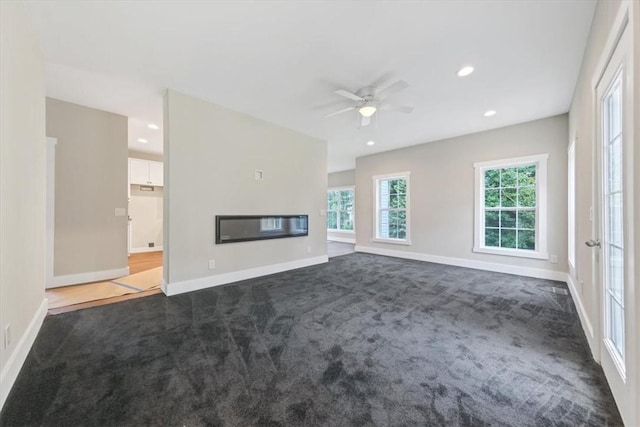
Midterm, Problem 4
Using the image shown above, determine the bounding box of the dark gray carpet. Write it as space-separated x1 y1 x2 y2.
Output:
0 253 623 426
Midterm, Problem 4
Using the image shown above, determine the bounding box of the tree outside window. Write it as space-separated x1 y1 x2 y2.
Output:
483 165 536 250
474 154 548 260
327 188 354 231
374 172 410 243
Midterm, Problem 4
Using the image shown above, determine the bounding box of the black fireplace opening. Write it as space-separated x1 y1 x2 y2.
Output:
215 215 308 244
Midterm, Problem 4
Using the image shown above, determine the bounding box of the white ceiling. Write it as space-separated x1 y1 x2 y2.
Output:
27 1 596 172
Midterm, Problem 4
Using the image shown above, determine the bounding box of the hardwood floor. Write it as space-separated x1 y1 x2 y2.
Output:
128 251 163 274
48 289 163 315
47 251 163 314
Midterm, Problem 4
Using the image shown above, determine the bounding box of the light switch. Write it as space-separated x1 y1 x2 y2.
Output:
115 208 126 216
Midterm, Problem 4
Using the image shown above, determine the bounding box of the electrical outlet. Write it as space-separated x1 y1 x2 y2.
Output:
208 259 216 269
3 324 10 349
549 255 558 264
114 208 126 216
307 246 311 253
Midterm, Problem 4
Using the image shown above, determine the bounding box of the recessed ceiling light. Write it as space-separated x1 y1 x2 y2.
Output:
457 66 474 77
484 110 497 117
148 124 159 130
138 138 148 143
366 140 375 146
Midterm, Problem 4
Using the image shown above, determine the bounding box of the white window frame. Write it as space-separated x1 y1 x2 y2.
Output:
373 171 411 245
473 154 548 259
326 186 355 234
568 140 576 270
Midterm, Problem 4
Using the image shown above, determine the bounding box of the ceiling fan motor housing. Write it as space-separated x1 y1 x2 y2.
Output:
356 86 378 106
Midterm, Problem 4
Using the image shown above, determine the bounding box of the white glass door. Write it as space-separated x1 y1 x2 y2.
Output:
601 67 625 368
593 18 635 425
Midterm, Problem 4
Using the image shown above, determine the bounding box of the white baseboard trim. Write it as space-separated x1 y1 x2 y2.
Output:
328 237 356 244
164 255 329 296
48 267 130 288
129 246 163 254
354 245 567 282
566 273 596 358
0 298 48 411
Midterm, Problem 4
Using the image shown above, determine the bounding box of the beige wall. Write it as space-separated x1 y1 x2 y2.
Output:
568 0 639 422
46 98 128 277
356 115 568 274
164 90 327 288
328 169 355 188
327 169 356 243
635 2 640 419
0 1 46 405
568 0 622 337
129 185 163 250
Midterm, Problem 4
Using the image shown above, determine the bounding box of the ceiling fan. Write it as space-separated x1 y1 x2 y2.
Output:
325 80 414 126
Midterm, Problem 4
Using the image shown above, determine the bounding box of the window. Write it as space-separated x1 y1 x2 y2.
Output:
473 155 548 259
327 187 355 232
374 172 410 244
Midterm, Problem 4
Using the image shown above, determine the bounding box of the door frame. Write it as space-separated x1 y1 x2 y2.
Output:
45 137 57 289
590 1 636 424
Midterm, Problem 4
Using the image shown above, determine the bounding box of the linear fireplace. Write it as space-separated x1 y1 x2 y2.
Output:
215 215 308 244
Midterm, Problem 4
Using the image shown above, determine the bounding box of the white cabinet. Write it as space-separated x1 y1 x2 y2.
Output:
129 158 163 186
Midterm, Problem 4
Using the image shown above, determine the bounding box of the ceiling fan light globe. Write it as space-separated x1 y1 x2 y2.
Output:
358 106 377 117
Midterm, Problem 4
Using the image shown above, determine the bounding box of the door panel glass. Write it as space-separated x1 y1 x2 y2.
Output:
608 137 622 192
608 81 621 139
608 193 623 247
602 69 625 363
609 299 624 357
608 245 624 302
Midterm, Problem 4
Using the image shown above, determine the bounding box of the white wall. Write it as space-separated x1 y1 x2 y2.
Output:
0 1 47 409
129 185 163 251
327 169 356 243
355 115 568 279
163 90 327 294
46 98 129 284
634 2 640 419
568 0 640 422
129 152 164 253
328 169 355 188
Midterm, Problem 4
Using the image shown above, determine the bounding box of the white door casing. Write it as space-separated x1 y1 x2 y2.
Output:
45 137 57 288
591 3 636 425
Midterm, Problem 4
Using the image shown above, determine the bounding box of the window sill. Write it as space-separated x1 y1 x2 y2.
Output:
473 246 548 260
327 229 355 234
372 238 411 246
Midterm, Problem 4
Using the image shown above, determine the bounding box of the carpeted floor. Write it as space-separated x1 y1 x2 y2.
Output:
0 253 623 426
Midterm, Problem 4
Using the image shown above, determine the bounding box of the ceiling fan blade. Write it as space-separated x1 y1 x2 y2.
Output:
360 115 371 127
377 80 409 99
379 104 414 114
324 106 355 118
334 89 364 102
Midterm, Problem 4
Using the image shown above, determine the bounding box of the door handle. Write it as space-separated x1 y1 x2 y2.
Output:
585 239 601 248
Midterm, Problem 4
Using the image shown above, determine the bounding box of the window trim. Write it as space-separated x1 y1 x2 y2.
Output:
326 186 355 234
473 154 548 260
372 171 411 245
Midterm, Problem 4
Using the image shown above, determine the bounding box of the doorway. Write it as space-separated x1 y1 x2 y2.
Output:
591 9 636 425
